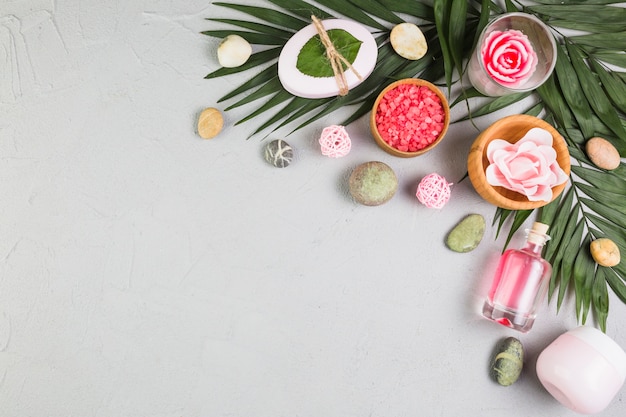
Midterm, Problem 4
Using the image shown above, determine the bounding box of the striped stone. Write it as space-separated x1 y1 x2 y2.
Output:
264 139 293 168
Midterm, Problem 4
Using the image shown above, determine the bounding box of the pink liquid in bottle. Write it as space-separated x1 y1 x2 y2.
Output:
483 222 552 333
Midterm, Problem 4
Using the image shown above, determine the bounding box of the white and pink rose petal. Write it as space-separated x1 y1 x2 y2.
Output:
485 127 568 202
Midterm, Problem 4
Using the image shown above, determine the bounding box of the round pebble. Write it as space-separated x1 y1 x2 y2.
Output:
217 34 252 68
349 161 398 206
264 139 293 168
197 107 224 139
491 337 524 386
590 238 621 267
446 214 485 253
390 23 428 60
585 137 621 170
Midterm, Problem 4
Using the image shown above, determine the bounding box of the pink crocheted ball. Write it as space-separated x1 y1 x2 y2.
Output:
416 173 452 208
319 125 351 158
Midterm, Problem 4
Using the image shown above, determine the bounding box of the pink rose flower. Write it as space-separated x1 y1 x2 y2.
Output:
481 29 537 89
485 127 568 202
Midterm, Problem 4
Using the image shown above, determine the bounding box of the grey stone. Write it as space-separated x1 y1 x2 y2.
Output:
264 139 293 168
490 337 524 386
446 214 485 253
349 161 398 206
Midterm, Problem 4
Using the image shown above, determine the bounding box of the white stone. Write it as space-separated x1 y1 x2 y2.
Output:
390 23 428 60
217 34 252 68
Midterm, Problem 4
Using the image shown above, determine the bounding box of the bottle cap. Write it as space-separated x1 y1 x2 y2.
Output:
532 222 550 235
527 222 550 245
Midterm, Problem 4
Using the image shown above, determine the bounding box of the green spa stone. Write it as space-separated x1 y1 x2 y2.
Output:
446 214 485 253
349 161 398 206
490 337 524 386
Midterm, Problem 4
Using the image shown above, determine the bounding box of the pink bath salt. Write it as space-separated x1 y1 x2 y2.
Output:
375 84 445 152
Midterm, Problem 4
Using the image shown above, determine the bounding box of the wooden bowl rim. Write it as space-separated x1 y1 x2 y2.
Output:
370 78 450 158
467 114 571 210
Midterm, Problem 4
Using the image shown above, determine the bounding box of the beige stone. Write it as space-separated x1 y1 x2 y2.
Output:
197 107 224 139
390 23 427 60
585 137 621 170
590 238 621 267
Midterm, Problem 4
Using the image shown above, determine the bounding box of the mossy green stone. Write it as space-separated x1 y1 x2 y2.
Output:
490 337 524 386
349 161 398 206
446 214 485 252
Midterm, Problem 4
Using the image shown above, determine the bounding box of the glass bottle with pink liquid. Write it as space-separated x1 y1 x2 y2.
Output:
483 222 552 333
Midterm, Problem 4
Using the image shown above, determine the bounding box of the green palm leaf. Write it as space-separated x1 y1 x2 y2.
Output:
528 4 626 23
433 0 455 90
309 0 389 30
205 48 281 79
588 58 626 116
532 0 626 4
553 44 595 138
224 77 284 111
558 216 585 310
266 0 332 20
378 0 434 20
567 43 626 142
569 32 626 50
218 64 278 102
593 267 610 332
573 234 595 322
605 268 626 303
547 20 626 34
345 0 404 26
457 92 534 121
589 51 626 68
212 2 308 31
207 18 296 38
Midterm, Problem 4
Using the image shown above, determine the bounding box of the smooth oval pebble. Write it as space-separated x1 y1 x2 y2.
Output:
446 214 485 253
349 161 398 206
585 137 621 170
264 139 293 168
217 34 252 68
390 22 428 60
491 337 524 386
197 107 224 139
590 238 621 267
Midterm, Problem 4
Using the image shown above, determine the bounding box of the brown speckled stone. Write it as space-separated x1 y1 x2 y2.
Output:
586 137 620 170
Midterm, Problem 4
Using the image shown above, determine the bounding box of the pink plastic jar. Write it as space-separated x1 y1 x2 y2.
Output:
536 326 626 414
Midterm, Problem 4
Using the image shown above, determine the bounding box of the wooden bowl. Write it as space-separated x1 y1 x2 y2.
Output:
370 78 450 157
467 114 571 210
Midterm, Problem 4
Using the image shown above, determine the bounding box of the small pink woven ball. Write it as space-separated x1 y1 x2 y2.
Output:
319 125 351 158
416 173 452 209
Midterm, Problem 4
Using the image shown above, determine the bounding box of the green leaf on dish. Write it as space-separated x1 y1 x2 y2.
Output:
296 29 362 78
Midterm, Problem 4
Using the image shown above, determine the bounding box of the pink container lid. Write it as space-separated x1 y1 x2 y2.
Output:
536 326 626 414
568 326 626 379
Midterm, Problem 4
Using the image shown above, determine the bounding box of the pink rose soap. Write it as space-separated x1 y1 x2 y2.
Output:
481 29 537 89
485 127 568 202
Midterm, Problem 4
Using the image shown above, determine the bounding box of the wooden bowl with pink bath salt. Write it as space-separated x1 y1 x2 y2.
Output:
370 78 450 157
467 114 571 210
